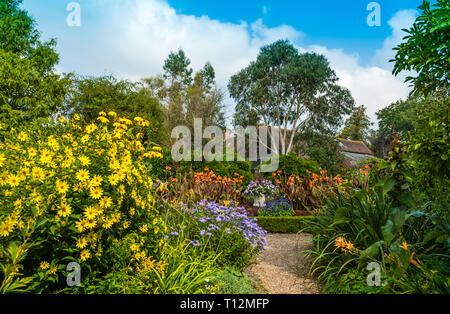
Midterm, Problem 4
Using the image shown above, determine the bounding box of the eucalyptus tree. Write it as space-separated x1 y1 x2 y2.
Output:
229 40 354 155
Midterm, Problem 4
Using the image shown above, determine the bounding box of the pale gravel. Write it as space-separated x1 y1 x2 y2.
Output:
245 233 319 294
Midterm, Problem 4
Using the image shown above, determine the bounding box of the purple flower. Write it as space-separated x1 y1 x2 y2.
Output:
189 240 201 247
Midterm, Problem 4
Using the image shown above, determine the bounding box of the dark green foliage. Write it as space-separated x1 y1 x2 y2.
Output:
255 216 314 233
391 0 450 96
321 268 385 294
261 152 320 178
294 131 341 175
211 268 257 294
376 98 418 139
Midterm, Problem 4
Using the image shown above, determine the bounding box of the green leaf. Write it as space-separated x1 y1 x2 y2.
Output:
360 241 384 259
381 220 395 245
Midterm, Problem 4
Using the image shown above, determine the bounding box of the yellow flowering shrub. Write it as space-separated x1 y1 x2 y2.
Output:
0 112 167 293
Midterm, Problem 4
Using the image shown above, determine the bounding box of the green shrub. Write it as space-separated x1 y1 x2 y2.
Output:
260 152 320 179
210 268 257 294
255 216 314 233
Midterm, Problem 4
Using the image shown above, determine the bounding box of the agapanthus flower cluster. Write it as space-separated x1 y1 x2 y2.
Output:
259 197 294 217
174 200 267 249
244 179 276 198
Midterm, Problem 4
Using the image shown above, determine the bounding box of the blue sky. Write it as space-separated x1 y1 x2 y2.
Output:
21 0 428 122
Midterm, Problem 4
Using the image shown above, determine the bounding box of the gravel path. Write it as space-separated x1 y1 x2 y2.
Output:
245 233 319 294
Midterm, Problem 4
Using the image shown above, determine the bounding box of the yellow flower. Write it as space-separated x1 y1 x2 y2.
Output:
130 243 140 252
90 187 103 200
55 180 70 194
85 123 98 134
108 111 117 117
99 196 112 209
400 242 409 251
139 224 148 233
7 173 21 188
97 116 109 123
84 206 98 220
99 111 107 116
78 155 91 167
18 132 28 142
76 238 88 249
81 134 90 144
154 227 160 234
108 173 119 186
57 202 72 218
103 219 113 229
13 199 22 209
0 153 6 167
58 116 65 123
49 266 57 275
76 220 86 233
123 221 130 229
40 261 50 270
76 169 90 182
0 222 13 237
73 114 80 121
80 249 91 261
85 218 97 229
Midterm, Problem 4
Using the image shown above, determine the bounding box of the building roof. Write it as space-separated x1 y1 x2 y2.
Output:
337 138 374 156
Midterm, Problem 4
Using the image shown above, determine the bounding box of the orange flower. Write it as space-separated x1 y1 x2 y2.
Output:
165 166 171 171
410 252 421 269
364 164 370 170
361 170 367 176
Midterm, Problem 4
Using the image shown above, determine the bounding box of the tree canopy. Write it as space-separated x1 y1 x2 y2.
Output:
0 0 70 127
66 75 168 145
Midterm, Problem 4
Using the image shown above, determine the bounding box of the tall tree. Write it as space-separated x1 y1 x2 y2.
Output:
340 105 373 144
0 0 70 127
391 0 449 96
376 98 418 139
143 50 225 139
229 40 354 155
185 63 226 131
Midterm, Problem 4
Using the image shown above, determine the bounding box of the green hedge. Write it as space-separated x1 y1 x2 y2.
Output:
254 216 314 233
260 152 320 179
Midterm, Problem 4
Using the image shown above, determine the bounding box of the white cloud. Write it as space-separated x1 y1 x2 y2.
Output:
54 0 415 125
372 9 418 71
306 45 410 122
